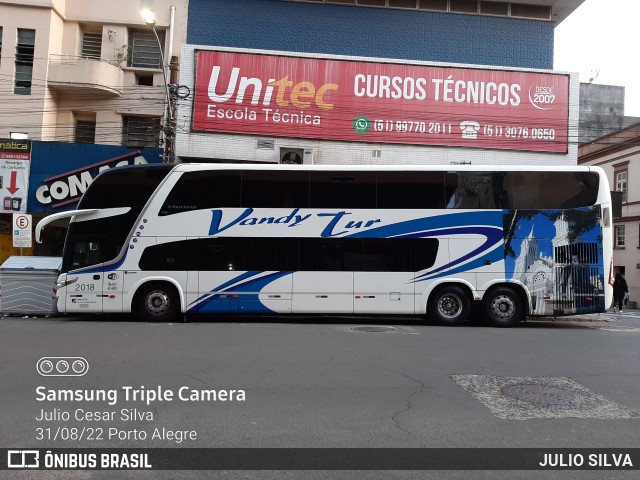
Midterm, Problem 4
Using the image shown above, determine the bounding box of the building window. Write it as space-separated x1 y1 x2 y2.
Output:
388 0 418 8
450 0 478 13
287 1 551 19
510 2 550 20
615 170 628 203
128 29 164 69
75 120 96 144
480 1 508 16
81 32 102 60
15 28 35 95
615 225 625 248
0 27 3 67
419 0 448 10
135 73 154 86
122 116 160 147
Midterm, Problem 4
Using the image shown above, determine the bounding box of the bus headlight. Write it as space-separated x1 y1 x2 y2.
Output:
57 277 78 289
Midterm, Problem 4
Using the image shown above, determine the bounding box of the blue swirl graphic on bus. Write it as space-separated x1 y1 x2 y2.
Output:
189 271 291 314
407 226 503 282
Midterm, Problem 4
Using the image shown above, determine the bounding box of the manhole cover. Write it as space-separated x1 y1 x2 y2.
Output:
350 326 397 333
500 384 584 405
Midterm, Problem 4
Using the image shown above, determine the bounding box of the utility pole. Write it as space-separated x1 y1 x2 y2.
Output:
163 55 179 164
141 7 176 163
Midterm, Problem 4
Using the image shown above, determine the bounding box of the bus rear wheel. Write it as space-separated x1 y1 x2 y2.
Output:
135 282 179 323
483 287 524 327
428 285 471 326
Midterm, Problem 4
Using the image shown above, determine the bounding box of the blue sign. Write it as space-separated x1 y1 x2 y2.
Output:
28 142 163 212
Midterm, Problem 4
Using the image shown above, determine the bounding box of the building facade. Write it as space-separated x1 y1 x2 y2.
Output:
0 0 187 261
579 122 640 304
0 0 188 144
578 83 640 144
176 0 583 166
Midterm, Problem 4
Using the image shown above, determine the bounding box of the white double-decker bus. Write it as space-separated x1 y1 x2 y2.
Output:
37 164 613 327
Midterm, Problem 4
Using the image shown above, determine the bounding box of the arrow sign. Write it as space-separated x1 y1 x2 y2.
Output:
7 171 19 194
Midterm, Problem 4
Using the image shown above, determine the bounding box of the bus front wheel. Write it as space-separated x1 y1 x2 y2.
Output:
428 285 471 326
134 282 179 323
483 287 524 327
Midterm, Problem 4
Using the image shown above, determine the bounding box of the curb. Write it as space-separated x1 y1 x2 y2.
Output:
526 314 616 323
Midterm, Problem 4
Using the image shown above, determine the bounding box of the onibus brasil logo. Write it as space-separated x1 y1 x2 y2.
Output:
352 116 371 134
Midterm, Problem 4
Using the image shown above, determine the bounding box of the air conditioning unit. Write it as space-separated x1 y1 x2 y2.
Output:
279 147 314 164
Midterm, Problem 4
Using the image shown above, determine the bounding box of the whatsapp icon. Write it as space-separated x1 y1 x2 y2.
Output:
352 116 371 134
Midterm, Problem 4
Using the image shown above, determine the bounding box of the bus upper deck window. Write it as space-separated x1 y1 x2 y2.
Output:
446 173 498 209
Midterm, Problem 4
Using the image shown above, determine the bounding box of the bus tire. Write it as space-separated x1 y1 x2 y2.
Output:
483 287 524 327
134 282 179 323
428 285 471 326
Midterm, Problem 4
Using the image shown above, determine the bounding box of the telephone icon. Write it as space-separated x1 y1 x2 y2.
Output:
459 121 480 140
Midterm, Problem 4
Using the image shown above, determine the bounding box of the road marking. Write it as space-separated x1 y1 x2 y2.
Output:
451 374 640 420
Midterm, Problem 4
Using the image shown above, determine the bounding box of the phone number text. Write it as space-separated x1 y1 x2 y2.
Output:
372 119 556 141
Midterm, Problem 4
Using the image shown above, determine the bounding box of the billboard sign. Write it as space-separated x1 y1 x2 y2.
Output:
0 139 32 160
193 51 570 153
0 139 31 213
28 142 164 212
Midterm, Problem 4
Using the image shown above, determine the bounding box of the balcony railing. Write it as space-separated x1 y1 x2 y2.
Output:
47 54 125 97
49 54 126 68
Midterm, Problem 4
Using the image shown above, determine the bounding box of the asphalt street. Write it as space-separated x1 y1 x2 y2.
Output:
1 310 638 480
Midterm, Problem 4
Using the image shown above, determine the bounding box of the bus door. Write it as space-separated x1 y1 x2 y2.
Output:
62 235 105 313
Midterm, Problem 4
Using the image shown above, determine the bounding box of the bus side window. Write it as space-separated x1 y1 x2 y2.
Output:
446 173 497 209
160 171 241 215
377 171 446 209
319 240 344 271
68 237 103 268
241 171 309 208
198 239 234 271
139 240 186 271
503 172 532 209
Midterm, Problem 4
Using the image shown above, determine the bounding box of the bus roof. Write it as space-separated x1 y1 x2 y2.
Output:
168 163 597 174
91 163 174 180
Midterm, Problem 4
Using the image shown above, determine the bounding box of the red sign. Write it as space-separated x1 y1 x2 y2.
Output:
193 51 570 153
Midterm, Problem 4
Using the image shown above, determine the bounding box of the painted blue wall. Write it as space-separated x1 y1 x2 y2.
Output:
187 0 554 69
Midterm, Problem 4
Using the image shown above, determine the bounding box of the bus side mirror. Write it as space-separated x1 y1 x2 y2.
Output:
610 191 623 218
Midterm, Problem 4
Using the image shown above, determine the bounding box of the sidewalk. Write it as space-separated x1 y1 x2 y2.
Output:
527 306 639 325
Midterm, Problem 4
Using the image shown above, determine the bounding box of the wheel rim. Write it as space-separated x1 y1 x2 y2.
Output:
145 290 170 316
438 293 463 319
490 294 516 320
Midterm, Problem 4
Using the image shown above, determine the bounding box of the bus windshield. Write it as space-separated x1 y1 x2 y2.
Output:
62 165 172 272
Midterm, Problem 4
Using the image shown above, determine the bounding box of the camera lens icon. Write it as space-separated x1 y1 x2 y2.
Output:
39 360 54 374
72 360 87 374
37 357 89 376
